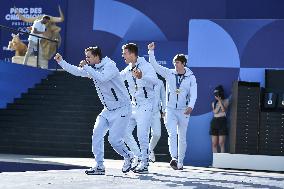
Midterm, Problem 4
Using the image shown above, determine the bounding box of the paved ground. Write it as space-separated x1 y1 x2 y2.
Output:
0 154 283 189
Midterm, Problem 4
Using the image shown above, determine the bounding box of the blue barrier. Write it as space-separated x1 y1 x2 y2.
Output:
0 61 51 108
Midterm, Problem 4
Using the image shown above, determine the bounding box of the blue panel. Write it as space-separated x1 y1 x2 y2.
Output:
64 0 107 66
93 0 136 38
226 0 284 19
212 20 274 57
185 112 213 166
123 13 167 41
190 67 239 116
0 61 50 108
239 68 266 87
241 20 284 68
93 0 166 41
183 67 238 166
189 20 240 68
118 0 227 41
187 19 284 166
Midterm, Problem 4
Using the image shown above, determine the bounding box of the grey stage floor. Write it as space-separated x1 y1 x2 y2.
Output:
0 154 283 189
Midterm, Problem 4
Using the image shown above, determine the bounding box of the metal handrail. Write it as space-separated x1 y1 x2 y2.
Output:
0 24 58 43
0 24 59 70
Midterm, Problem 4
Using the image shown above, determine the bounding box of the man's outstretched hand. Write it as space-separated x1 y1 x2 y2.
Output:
79 60 88 67
148 42 155 51
132 67 142 79
54 53 62 63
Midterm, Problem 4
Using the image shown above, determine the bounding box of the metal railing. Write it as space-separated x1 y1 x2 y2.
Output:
0 24 59 70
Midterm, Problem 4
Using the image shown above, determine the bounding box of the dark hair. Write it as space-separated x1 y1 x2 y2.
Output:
173 54 187 66
85 46 102 60
213 85 225 109
214 85 225 99
122 43 138 56
42 15 51 20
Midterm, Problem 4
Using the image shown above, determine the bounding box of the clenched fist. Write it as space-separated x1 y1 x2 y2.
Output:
79 60 88 67
54 53 62 63
132 67 142 79
148 42 155 51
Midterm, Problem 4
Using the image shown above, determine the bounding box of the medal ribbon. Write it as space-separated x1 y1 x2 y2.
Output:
131 63 140 90
175 74 185 91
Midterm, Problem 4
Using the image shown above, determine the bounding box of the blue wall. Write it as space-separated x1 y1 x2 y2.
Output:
226 0 284 19
2 0 284 65
64 0 226 65
0 61 51 108
63 0 284 66
188 19 284 166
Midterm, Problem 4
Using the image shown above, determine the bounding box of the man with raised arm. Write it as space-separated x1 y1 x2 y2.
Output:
148 42 197 170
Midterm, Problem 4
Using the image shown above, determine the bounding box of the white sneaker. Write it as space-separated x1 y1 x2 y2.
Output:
177 163 183 170
133 162 148 174
122 156 133 173
131 156 140 170
85 165 105 175
149 151 155 163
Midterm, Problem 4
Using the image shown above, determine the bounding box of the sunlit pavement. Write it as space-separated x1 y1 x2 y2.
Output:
0 154 283 189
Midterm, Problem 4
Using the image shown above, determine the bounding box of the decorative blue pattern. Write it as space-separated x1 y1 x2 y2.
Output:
189 20 240 68
187 19 284 167
93 0 167 41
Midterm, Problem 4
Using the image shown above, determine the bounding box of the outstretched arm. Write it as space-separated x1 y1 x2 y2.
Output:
148 42 171 79
54 53 89 77
83 62 117 82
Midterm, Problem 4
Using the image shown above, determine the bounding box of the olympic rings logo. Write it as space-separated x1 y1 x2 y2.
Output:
17 26 30 33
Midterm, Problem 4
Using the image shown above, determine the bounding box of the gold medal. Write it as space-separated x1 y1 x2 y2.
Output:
176 89 180 94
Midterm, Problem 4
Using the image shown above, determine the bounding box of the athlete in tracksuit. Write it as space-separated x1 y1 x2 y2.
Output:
149 78 166 163
54 47 133 175
148 42 197 170
120 43 158 173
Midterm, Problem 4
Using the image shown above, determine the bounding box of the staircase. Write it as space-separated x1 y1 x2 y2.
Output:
0 71 170 162
0 71 101 157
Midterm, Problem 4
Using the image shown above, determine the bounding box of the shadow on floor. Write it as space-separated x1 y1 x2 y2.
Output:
0 161 88 173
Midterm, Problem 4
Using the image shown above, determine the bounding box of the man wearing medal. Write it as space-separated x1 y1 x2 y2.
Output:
148 42 197 170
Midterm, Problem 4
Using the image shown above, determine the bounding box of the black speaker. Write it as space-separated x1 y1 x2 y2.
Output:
277 93 284 109
263 92 277 109
265 69 284 90
230 81 260 154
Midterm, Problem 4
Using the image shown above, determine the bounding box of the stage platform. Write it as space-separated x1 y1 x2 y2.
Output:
213 153 284 172
0 154 284 189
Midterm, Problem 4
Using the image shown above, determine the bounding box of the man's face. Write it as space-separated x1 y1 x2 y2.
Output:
174 60 185 71
85 51 100 65
42 18 49 24
122 48 134 64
